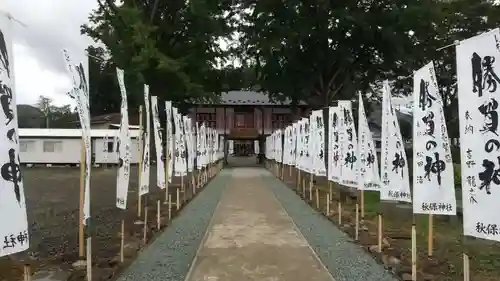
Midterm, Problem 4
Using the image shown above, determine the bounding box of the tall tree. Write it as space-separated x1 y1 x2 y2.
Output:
82 0 238 111
237 0 500 111
36 95 53 128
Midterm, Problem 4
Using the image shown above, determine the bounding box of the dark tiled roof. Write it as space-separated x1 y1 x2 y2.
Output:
198 91 307 106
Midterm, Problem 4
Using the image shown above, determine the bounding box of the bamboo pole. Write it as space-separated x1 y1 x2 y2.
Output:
86 236 92 281
120 220 125 262
377 213 383 253
157 200 161 230
412 222 417 281
137 106 143 218
168 194 172 220
338 202 342 225
142 206 148 245
355 203 359 241
326 193 330 215
361 191 365 218
428 214 434 256
78 138 85 258
176 188 180 211
463 253 470 281
23 264 31 281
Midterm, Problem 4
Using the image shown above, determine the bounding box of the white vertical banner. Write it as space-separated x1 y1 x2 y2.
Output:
297 119 305 170
278 130 283 163
229 140 234 155
115 68 132 209
380 81 412 202
338 101 358 188
328 106 342 182
165 101 173 183
413 62 456 215
457 28 500 241
196 122 201 169
173 109 187 176
358 93 381 191
62 49 91 224
254 140 259 154
303 118 312 173
184 116 194 172
291 123 298 166
151 96 166 189
311 110 326 176
202 125 208 167
287 125 294 165
139 85 151 195
0 18 29 257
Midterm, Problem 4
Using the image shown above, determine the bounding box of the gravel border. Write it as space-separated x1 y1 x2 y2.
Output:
263 172 399 281
116 170 230 281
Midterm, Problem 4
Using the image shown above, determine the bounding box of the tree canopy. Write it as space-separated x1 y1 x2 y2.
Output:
82 0 240 114
82 0 500 126
236 0 500 110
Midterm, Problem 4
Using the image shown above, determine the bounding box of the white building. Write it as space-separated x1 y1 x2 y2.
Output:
19 129 141 165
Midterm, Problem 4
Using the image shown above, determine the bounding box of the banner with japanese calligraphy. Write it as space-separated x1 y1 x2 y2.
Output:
0 18 29 257
288 125 296 166
184 116 194 172
380 81 412 202
311 110 326 177
303 118 312 173
115 68 132 209
151 96 166 189
338 101 358 188
358 93 381 191
165 101 173 183
62 49 91 224
457 28 500 241
254 140 259 154
413 62 456 215
139 85 151 196
173 108 187 175
206 127 212 164
200 124 207 168
296 120 303 169
328 106 341 182
291 122 299 166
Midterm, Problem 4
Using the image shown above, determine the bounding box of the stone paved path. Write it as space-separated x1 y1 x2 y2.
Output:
116 168 397 281
185 167 334 281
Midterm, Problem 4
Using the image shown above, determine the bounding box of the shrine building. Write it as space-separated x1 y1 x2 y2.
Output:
187 91 309 156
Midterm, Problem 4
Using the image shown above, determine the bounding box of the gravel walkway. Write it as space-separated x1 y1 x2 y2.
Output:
115 170 230 281
262 171 400 281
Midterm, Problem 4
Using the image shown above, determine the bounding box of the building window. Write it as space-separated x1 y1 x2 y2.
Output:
196 113 216 128
272 113 289 130
43 140 62 153
20 140 32 152
106 141 114 152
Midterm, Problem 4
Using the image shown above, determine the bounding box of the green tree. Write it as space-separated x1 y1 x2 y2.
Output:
35 95 78 128
237 0 500 112
82 0 238 111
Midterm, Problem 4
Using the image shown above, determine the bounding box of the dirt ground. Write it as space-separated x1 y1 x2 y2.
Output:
0 165 209 281
276 165 500 281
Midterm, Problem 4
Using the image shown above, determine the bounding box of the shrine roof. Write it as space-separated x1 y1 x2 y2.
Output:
194 91 308 106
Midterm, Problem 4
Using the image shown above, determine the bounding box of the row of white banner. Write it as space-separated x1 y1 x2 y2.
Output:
0 17 223 257
266 28 500 243
115 70 224 210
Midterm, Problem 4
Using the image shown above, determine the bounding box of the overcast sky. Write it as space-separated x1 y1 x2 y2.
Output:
6 0 97 107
